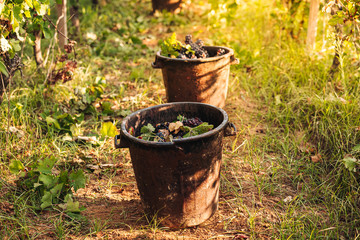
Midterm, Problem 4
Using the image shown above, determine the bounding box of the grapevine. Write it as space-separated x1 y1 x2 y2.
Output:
0 0 51 100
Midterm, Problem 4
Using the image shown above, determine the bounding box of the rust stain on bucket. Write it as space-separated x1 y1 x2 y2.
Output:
152 46 239 108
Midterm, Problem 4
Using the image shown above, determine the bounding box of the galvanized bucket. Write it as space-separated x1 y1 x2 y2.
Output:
152 46 239 108
115 102 236 228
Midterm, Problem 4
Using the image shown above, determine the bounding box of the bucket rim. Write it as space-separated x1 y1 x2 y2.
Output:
156 46 234 63
120 102 229 146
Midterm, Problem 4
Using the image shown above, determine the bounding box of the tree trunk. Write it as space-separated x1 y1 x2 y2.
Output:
56 0 68 49
69 1 80 35
306 0 320 50
329 1 343 79
33 29 43 67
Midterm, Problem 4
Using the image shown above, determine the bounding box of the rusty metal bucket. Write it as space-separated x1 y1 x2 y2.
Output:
151 0 182 13
114 102 236 228
152 46 239 108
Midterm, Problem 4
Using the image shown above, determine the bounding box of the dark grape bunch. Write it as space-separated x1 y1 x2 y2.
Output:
183 117 203 127
176 35 226 60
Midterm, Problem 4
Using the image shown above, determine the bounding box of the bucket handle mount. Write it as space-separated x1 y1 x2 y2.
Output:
230 55 239 65
225 122 237 137
114 133 130 149
152 55 164 69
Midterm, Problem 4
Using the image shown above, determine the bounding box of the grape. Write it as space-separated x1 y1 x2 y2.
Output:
183 117 203 127
183 35 209 59
155 122 169 131
216 49 226 56
156 132 165 142
195 39 204 48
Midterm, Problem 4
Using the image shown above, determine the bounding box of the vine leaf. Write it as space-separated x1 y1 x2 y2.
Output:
69 170 86 192
60 194 81 213
343 156 358 172
25 0 33 8
9 160 24 173
0 61 9 77
36 157 57 174
100 121 117 137
40 191 52 209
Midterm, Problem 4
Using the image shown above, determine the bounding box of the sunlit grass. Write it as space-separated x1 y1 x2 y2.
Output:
1 0 360 239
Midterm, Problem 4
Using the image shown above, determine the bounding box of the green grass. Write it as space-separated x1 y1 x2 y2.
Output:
1 0 360 239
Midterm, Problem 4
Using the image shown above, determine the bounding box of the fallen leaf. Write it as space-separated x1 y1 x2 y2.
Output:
9 126 25 138
311 154 322 163
169 121 183 134
283 196 293 203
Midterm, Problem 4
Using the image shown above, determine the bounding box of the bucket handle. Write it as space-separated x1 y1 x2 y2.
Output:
224 122 237 137
230 55 239 65
114 133 130 149
152 55 164 69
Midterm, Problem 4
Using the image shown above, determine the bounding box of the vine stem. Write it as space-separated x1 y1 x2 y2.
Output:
44 15 71 43
44 13 78 58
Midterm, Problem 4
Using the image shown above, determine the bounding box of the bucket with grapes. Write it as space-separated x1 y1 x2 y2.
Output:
115 102 237 228
152 33 239 108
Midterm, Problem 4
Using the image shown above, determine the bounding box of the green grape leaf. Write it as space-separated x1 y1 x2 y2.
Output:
61 194 81 213
0 61 8 77
39 173 57 188
45 116 61 129
343 156 358 172
9 160 25 174
9 39 21 52
0 2 4 15
10 11 19 32
140 123 155 134
41 22 52 39
66 199 80 213
183 123 214 138
352 144 360 153
101 101 114 114
36 157 57 174
328 15 343 26
160 33 183 57
139 123 156 141
25 0 33 8
177 114 187 122
34 182 42 188
100 121 117 137
50 183 64 199
12 5 22 23
69 169 86 192
348 2 355 15
40 191 52 209
33 1 48 16
24 10 31 18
